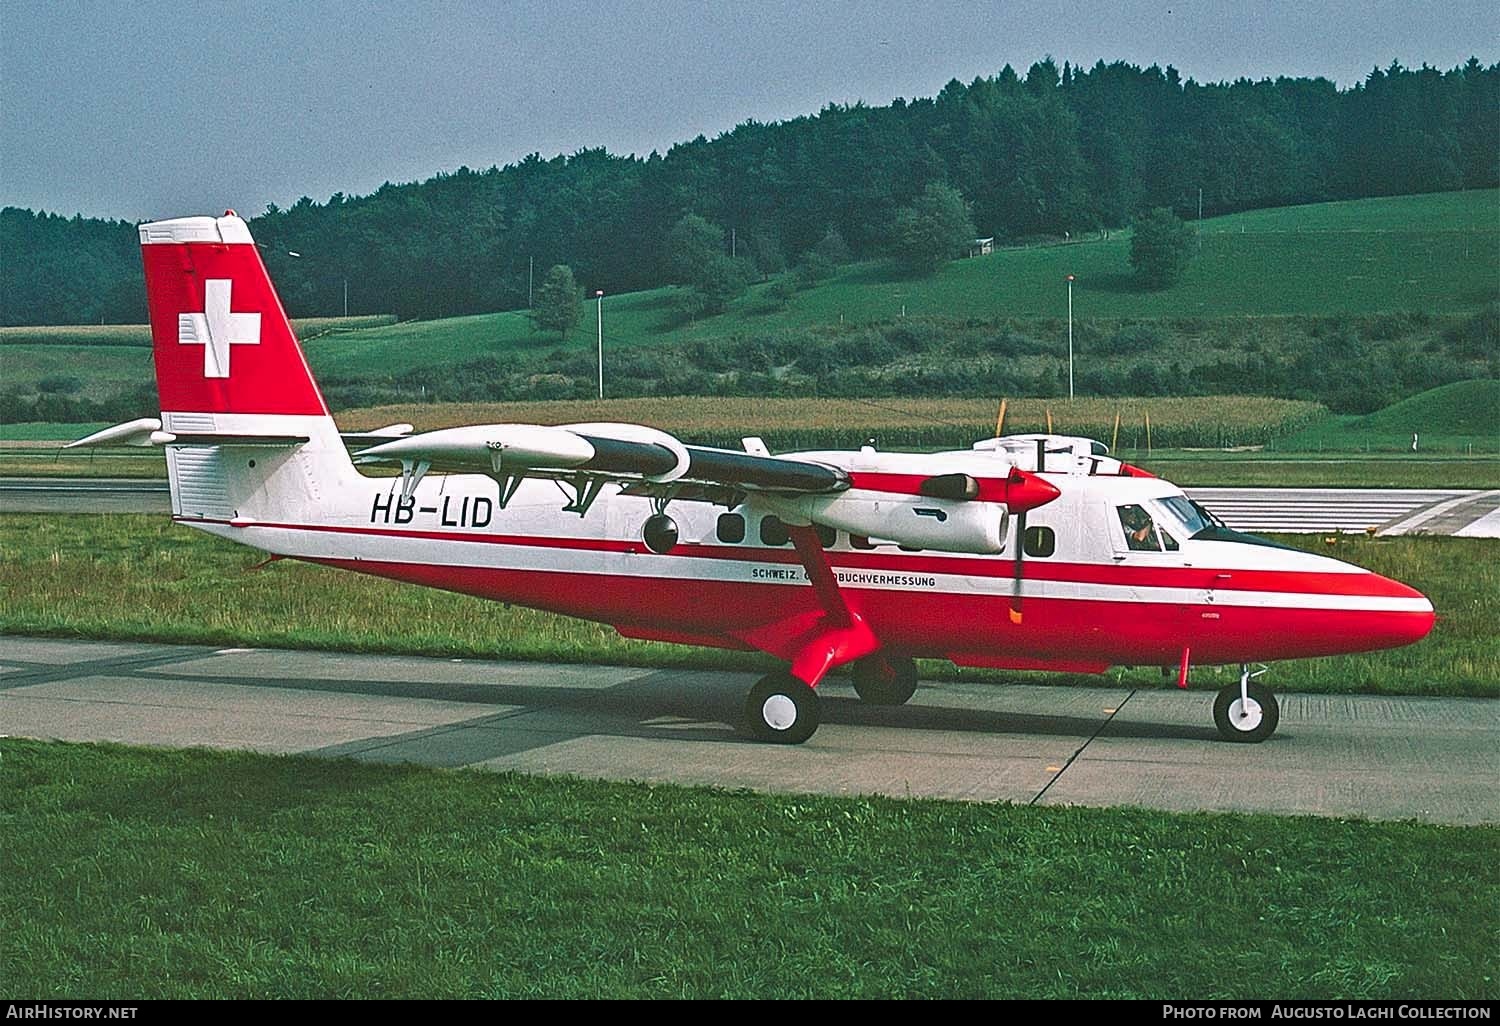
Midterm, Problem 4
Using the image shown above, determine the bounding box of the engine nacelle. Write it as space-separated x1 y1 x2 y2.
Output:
761 493 1009 554
560 422 690 482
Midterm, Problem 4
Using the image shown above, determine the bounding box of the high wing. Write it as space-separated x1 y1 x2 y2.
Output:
351 420 849 515
349 420 1061 555
71 414 1061 554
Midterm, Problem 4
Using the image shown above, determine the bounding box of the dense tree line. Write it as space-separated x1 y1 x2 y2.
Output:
3 306 1493 425
307 307 1499 416
0 208 146 325
3 57 1496 325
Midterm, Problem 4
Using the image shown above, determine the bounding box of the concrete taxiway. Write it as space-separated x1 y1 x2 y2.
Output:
3 636 1494 825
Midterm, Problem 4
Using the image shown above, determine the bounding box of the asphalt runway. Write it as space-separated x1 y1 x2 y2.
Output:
3 636 1494 825
0 477 171 514
5 477 1498 536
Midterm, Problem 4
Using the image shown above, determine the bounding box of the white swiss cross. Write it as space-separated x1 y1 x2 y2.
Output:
178 279 261 378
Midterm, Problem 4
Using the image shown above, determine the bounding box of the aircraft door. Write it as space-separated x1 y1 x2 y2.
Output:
1105 501 1194 655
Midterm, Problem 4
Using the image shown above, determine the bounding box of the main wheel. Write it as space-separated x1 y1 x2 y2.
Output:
745 671 820 744
1213 680 1279 743
851 653 919 706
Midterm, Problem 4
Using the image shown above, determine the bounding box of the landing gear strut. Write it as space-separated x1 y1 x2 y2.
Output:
1213 663 1279 743
851 653 919 706
745 671 820 744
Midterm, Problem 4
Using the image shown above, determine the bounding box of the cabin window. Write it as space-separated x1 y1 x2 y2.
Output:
1117 503 1165 552
716 512 746 544
759 515 791 546
815 524 837 548
850 534 877 550
1023 525 1056 558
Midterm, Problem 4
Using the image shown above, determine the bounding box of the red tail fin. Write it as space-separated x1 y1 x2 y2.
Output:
141 212 327 416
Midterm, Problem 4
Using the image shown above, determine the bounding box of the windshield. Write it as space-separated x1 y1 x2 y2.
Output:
1158 495 1214 537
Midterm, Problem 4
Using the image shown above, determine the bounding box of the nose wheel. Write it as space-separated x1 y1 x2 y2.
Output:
745 671 820 744
1213 664 1279 743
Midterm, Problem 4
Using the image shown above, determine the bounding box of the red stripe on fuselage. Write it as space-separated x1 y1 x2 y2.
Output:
304 556 1435 666
192 517 1423 600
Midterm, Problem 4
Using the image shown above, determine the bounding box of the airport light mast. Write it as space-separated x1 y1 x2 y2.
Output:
595 290 605 399
1066 274 1075 401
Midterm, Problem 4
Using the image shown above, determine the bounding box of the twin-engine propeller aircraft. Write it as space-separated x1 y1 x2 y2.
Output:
72 212 1436 744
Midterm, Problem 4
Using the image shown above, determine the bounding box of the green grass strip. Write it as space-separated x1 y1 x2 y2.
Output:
1 740 1495 999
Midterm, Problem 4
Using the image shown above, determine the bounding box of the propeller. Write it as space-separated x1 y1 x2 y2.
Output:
1009 510 1026 625
1010 436 1051 625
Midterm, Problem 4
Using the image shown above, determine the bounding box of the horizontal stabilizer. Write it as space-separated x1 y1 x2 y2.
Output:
66 418 163 448
66 418 307 449
159 433 309 447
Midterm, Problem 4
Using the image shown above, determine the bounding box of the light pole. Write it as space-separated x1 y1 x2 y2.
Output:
1065 274 1075 401
595 290 605 400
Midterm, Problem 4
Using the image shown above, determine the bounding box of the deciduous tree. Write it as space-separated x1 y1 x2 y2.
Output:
891 183 975 276
1129 207 1194 289
529 264 582 338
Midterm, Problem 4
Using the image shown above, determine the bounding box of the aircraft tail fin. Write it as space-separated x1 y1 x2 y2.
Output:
136 212 359 521
140 212 328 418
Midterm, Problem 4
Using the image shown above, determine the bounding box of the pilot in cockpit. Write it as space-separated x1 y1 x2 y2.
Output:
1118 503 1161 551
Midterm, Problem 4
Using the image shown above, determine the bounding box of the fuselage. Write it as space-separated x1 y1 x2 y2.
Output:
178 428 1436 674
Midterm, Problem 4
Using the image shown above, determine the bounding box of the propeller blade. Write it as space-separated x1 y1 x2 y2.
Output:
1009 511 1026 625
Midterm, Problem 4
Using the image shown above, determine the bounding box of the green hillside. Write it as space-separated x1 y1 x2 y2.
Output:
302 190 1498 379
1359 379 1500 434
1282 380 1500 452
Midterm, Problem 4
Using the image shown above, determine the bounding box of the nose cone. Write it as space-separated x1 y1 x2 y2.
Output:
1004 469 1062 514
1371 572 1436 649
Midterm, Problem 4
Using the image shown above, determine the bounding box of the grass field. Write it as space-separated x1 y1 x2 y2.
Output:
0 314 397 348
2 514 1494 697
6 382 1497 485
336 394 1327 450
2 739 1493 999
0 316 396 404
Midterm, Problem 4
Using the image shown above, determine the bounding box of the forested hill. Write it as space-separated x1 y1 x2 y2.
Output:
4 57 1497 325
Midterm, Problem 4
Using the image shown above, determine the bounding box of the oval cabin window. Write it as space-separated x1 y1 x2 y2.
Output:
1023 525 1056 558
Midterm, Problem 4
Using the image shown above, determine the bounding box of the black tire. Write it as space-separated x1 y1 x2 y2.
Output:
851 653 919 706
1213 680 1279 743
745 671 820 744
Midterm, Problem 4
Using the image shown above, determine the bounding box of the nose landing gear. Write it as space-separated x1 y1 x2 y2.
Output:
1214 663 1279 743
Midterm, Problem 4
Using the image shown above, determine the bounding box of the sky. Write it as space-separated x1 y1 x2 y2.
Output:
2 0 1495 222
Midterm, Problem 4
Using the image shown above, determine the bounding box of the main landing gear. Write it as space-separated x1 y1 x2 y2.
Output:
744 653 920 744
851 653 919 706
1213 663 1279 743
745 671 821 745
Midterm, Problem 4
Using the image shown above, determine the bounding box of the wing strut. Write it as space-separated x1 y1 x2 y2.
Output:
782 526 879 688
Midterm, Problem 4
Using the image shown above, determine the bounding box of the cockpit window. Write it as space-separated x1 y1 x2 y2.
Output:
1117 503 1164 551
1158 495 1213 537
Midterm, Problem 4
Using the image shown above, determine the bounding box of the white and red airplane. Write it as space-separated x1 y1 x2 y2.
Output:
73 212 1436 745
